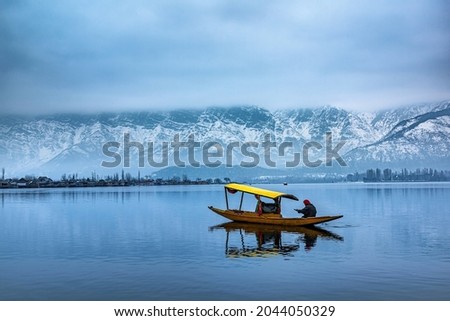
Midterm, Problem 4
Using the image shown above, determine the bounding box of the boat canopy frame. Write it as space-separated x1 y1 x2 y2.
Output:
224 183 299 210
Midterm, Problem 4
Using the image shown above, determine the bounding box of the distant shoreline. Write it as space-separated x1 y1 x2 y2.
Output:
1 166 449 190
0 178 217 190
1 178 450 191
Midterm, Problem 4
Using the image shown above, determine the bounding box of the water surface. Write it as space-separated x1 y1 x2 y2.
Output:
1 183 449 300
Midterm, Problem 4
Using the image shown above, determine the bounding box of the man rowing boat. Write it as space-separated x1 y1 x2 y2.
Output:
295 199 317 218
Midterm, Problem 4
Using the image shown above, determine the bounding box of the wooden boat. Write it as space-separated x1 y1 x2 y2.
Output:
208 183 343 227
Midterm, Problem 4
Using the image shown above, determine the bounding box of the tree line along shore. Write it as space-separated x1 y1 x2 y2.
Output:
1 167 449 189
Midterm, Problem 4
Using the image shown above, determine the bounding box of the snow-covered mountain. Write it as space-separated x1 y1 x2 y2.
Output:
345 102 450 169
0 101 449 179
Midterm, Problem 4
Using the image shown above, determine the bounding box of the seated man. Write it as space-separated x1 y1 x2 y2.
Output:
256 201 279 214
295 199 317 218
261 202 278 213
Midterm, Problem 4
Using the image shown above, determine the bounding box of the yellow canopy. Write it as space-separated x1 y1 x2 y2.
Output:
225 183 299 201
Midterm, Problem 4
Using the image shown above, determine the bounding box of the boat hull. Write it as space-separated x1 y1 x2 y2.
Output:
208 206 343 226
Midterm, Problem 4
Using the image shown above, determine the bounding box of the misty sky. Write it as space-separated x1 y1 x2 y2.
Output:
1 0 449 114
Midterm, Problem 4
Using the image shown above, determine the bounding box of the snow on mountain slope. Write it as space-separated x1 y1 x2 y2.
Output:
0 101 449 178
345 102 450 168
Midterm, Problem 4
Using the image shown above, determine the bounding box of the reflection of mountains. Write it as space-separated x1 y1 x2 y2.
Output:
210 222 343 258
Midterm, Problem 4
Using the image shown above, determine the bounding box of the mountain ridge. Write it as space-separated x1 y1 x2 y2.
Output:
1 100 449 178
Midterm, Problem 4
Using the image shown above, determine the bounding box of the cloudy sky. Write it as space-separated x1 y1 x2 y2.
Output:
1 0 449 114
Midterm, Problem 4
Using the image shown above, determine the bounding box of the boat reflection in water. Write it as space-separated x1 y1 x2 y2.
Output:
209 222 343 258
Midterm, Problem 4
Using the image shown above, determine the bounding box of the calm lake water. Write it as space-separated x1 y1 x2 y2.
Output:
1 183 450 301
